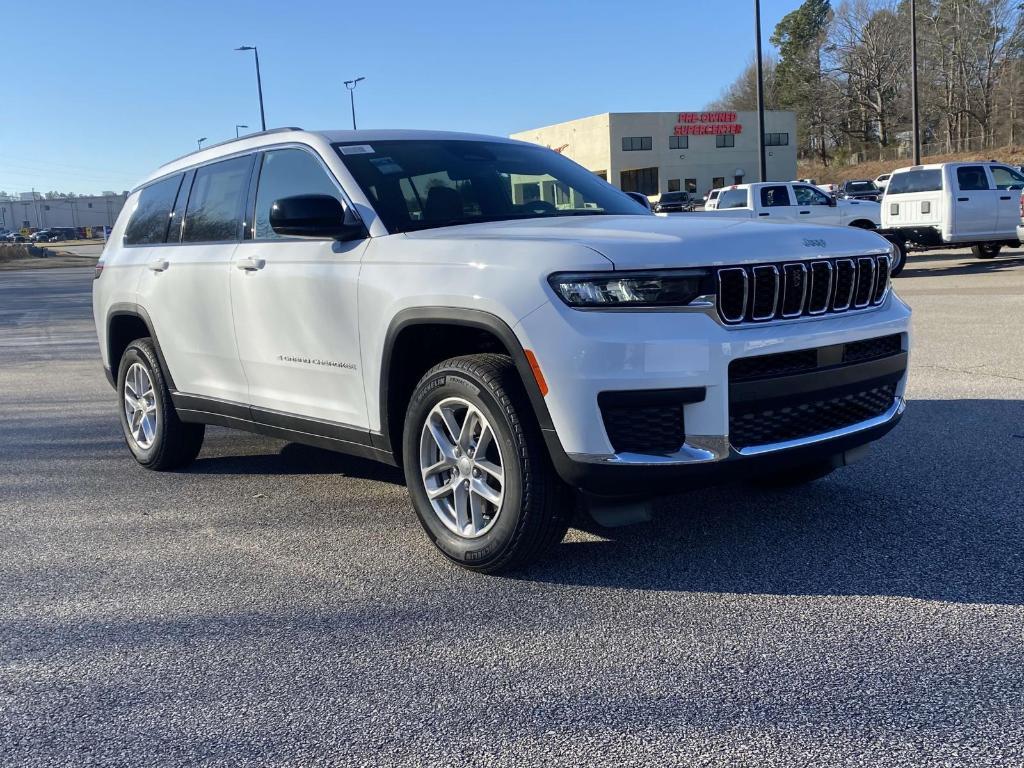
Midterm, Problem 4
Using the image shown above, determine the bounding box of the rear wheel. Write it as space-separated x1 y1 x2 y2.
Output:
972 243 1001 259
402 353 571 573
117 338 205 470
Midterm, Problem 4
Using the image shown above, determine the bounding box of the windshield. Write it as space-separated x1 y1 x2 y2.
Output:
334 140 646 232
660 192 686 202
847 181 876 193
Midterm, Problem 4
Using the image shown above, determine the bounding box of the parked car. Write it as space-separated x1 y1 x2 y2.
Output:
29 230 53 242
839 180 882 202
653 191 699 213
93 128 911 573
5 232 28 243
704 188 722 210
880 162 1024 259
1017 191 1024 248
874 173 892 192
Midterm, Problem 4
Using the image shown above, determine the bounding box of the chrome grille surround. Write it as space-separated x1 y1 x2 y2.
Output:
715 254 891 325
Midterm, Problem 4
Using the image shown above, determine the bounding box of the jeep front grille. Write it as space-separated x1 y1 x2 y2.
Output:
716 254 891 325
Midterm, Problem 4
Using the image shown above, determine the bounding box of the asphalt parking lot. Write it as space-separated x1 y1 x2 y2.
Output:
2 248 1023 767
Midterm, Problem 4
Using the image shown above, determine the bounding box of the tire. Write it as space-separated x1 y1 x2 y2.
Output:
972 243 1001 259
752 460 836 487
402 353 572 573
889 238 908 276
116 338 204 470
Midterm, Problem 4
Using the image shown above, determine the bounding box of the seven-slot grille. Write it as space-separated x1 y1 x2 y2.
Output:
717 254 891 324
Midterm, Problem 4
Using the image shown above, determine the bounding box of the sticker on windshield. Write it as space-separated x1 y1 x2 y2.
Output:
370 156 403 175
339 144 375 155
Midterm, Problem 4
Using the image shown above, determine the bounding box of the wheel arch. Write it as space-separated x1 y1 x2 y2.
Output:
848 219 878 230
378 308 556 464
105 304 176 391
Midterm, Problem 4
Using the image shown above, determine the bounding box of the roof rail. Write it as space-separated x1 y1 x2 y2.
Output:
157 127 305 170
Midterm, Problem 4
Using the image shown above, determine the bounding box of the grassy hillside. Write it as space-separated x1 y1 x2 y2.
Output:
797 147 1024 185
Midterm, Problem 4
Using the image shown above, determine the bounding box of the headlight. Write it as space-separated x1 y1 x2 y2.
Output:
548 269 714 308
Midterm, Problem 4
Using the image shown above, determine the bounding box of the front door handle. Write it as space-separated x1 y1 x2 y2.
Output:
235 256 266 271
1000 195 1012 200
957 197 969 202
758 212 770 217
799 210 811 214
148 258 169 272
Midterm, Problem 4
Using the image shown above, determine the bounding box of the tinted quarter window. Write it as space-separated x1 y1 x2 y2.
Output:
254 149 344 239
760 185 791 207
886 169 942 194
181 155 253 243
956 166 990 191
123 174 183 245
717 188 748 209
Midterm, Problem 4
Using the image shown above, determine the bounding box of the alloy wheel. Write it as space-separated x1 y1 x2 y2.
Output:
123 362 158 449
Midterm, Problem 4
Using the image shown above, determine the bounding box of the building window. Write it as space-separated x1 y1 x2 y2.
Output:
620 167 659 196
669 135 688 150
88 202 93 208
621 136 653 152
716 134 735 148
685 179 698 194
764 132 789 146
667 179 681 192
593 170 607 181
44 205 50 210
712 176 726 189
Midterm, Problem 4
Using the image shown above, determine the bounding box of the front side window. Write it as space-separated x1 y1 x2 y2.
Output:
716 134 735 148
124 174 183 245
717 188 748 209
991 166 1024 191
181 155 253 243
254 148 344 239
335 140 644 233
760 185 791 207
794 185 831 206
956 166 990 192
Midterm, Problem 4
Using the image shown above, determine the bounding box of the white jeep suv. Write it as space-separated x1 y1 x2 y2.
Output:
93 128 911 573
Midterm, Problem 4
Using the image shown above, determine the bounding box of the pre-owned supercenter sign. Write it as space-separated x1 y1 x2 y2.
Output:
673 112 743 136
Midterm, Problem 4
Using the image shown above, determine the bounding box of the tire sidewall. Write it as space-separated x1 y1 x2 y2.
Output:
403 369 525 568
116 343 164 466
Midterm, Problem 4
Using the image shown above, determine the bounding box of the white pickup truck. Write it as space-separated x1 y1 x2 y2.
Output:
708 182 882 229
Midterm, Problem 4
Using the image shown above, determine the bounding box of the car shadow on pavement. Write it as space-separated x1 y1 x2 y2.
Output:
525 398 1024 606
901 254 1024 278
188 442 405 485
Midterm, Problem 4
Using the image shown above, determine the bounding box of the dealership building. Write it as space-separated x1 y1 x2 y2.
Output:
0 191 128 233
510 110 798 198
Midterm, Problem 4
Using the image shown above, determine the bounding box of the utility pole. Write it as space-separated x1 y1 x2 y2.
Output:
910 0 921 164
754 0 768 182
344 77 365 130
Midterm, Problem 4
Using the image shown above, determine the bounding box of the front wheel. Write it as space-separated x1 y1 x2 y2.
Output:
402 354 571 573
972 243 1001 259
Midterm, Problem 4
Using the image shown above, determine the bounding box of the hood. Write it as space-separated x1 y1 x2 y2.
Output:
404 214 892 269
840 197 881 207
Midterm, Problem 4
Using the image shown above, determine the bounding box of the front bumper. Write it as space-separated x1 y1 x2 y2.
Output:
515 294 911 495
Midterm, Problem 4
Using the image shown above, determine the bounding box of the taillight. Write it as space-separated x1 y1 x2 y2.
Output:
93 261 104 280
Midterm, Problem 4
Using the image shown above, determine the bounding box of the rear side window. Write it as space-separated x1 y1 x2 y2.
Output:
886 169 943 195
253 149 344 240
123 174 183 245
181 155 253 243
956 166 990 191
760 185 791 207
717 188 748 209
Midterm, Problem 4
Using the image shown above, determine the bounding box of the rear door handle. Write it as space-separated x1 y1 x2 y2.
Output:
235 256 266 271
799 210 811 214
1000 195 1012 200
148 258 169 272
758 212 770 217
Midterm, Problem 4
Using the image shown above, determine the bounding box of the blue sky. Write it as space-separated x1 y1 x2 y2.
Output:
1 0 794 194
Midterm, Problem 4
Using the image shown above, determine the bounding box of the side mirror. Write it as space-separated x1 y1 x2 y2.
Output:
269 194 365 240
828 195 838 207
624 191 652 211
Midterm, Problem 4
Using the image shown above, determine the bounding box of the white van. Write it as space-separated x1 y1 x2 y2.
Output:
881 162 1024 259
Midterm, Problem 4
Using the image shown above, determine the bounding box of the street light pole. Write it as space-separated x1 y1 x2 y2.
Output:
754 0 767 183
910 0 921 164
344 77 365 130
197 137 207 150
236 46 267 131
235 124 249 138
